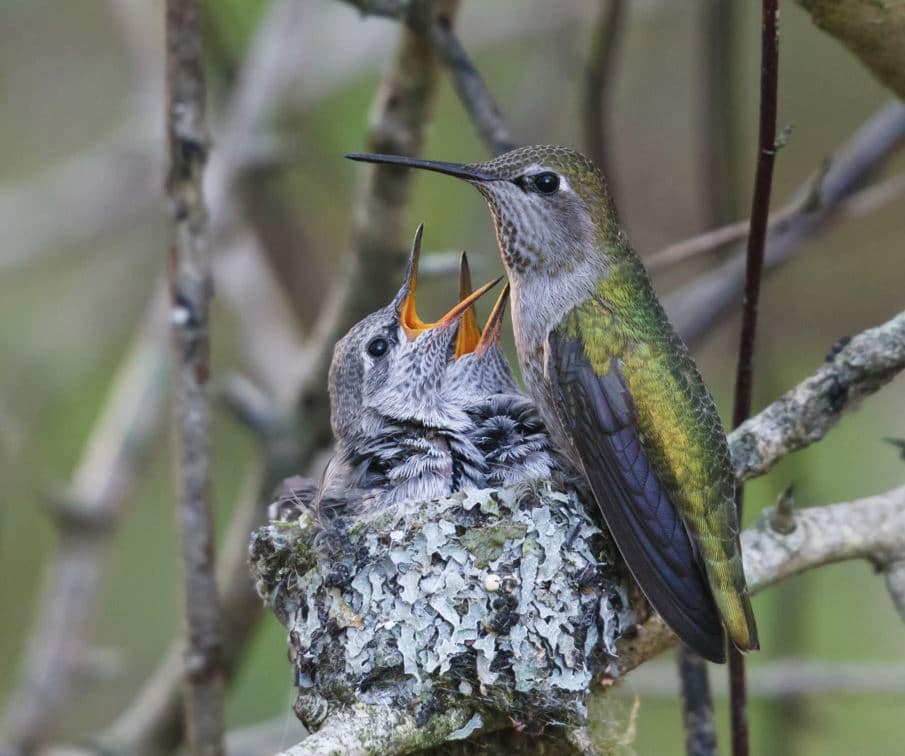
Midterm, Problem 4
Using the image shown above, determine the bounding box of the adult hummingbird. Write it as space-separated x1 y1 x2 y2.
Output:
448 255 559 488
347 147 758 662
323 224 500 519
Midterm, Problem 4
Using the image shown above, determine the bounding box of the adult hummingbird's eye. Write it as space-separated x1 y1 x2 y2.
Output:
533 172 560 194
367 337 388 357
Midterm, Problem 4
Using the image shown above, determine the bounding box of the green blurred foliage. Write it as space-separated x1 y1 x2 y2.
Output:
1 1 903 753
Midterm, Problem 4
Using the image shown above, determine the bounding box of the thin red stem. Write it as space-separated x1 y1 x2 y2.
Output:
729 2 779 756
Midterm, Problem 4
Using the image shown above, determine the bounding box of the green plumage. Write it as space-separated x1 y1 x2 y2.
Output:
560 250 758 652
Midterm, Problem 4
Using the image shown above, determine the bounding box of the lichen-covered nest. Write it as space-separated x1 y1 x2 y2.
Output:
249 480 635 732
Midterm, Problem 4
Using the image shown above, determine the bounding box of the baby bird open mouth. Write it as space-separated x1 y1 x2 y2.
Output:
396 224 501 342
453 250 512 359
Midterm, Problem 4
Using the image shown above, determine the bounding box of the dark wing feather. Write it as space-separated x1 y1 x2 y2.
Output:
547 332 726 662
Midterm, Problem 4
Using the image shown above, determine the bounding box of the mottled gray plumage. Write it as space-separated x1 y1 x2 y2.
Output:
321 226 498 525
446 259 560 488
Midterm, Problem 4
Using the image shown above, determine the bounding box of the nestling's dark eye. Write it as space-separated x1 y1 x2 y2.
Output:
367 337 388 358
533 172 560 194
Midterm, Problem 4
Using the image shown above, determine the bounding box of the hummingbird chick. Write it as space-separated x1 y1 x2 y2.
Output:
348 147 759 663
448 254 559 488
320 225 500 527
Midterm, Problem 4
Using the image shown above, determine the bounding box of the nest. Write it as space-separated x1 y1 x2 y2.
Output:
249 480 636 733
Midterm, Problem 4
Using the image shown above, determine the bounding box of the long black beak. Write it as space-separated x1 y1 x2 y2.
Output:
345 152 496 182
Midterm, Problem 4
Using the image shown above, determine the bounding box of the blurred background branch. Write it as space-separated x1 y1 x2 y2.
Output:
1 1 904 754
795 0 905 101
1 292 169 750
164 0 226 750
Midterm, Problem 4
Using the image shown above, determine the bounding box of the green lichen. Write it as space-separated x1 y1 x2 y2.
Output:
461 523 528 568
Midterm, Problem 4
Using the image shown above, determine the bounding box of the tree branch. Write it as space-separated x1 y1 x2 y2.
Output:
626 659 905 699
615 484 905 677
1 292 169 751
729 310 905 482
646 171 905 273
340 0 514 155
666 101 905 347
100 4 459 752
584 0 626 196
164 1 225 752
699 0 739 226
278 705 504 756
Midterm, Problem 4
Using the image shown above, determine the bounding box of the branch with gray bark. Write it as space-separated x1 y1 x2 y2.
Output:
666 100 905 347
341 0 514 154
164 0 227 751
1 292 169 751
98 4 459 753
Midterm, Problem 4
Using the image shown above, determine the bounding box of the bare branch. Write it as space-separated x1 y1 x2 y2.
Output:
165 1 225 751
626 659 905 699
1 293 168 751
667 101 905 347
101 4 457 752
279 705 504 756
584 0 626 188
677 646 718 756
615 484 905 676
648 170 905 274
340 0 515 155
699 0 739 225
425 9 515 155
886 560 905 625
729 310 905 481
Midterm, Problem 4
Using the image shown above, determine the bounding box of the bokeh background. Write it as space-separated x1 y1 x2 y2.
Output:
2 1 904 753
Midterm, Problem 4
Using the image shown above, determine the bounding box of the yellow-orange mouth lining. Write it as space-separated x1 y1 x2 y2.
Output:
452 252 511 359
398 226 501 342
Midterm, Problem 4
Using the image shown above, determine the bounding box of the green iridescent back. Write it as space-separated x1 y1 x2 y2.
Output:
561 245 757 650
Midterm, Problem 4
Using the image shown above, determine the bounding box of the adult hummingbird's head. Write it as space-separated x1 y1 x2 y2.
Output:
346 146 619 281
328 225 500 442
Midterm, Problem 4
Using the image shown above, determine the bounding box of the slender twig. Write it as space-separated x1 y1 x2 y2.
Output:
339 0 515 155
584 0 626 187
729 5 779 752
665 101 905 348
648 169 905 271
426 9 515 155
278 704 505 756
625 659 905 699
677 646 718 756
0 293 169 751
165 2 225 753
700 0 739 226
